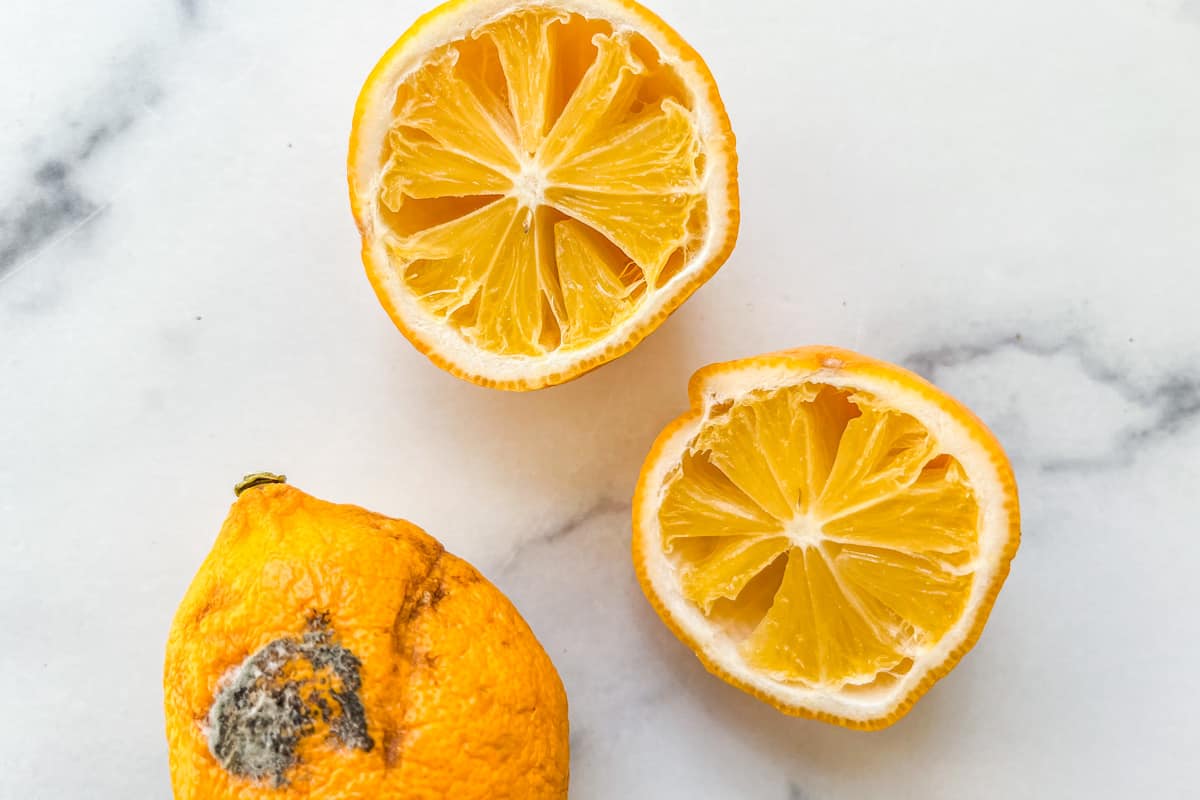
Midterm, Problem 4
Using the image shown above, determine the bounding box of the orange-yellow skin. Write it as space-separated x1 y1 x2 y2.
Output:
347 0 740 391
165 482 569 799
632 346 1021 730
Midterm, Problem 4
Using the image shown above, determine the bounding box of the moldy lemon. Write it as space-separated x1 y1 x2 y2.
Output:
164 474 569 799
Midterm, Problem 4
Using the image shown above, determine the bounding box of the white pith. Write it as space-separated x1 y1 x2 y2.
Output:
783 514 825 550
512 159 548 210
636 362 1016 722
348 0 735 385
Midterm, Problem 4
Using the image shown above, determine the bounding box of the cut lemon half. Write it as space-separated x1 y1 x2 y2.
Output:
633 347 1020 729
348 0 739 390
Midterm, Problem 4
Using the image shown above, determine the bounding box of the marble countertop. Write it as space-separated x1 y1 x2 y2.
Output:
3 1 1199 797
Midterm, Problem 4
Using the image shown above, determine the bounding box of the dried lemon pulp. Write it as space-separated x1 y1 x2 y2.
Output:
659 384 980 690
376 9 709 356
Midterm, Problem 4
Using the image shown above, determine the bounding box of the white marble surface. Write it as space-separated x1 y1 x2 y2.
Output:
2 0 1199 797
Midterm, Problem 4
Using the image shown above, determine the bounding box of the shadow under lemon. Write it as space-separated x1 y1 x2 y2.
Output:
379 306 707 536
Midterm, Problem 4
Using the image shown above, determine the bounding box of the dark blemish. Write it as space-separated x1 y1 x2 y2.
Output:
190 586 227 626
378 551 449 770
389 611 406 656
192 601 216 625
194 315 203 321
413 536 444 566
787 783 809 800
207 615 374 787
179 0 199 20
389 547 445 654
382 728 404 768
306 609 332 630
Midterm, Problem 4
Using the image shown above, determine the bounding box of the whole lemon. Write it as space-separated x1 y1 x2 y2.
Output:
164 475 569 799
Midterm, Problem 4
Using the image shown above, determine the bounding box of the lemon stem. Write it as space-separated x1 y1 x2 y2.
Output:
234 472 288 496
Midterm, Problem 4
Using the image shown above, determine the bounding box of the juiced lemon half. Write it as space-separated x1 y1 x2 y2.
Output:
633 347 1020 728
348 0 738 389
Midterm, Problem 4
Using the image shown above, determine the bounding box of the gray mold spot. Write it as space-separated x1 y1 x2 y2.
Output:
207 614 374 787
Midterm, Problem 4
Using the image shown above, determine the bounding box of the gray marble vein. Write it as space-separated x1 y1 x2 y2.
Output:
0 160 100 276
904 333 1200 472
486 492 692 788
496 496 629 574
0 56 163 281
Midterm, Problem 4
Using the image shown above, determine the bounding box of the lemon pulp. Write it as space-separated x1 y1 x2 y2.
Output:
658 384 981 689
378 10 709 356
